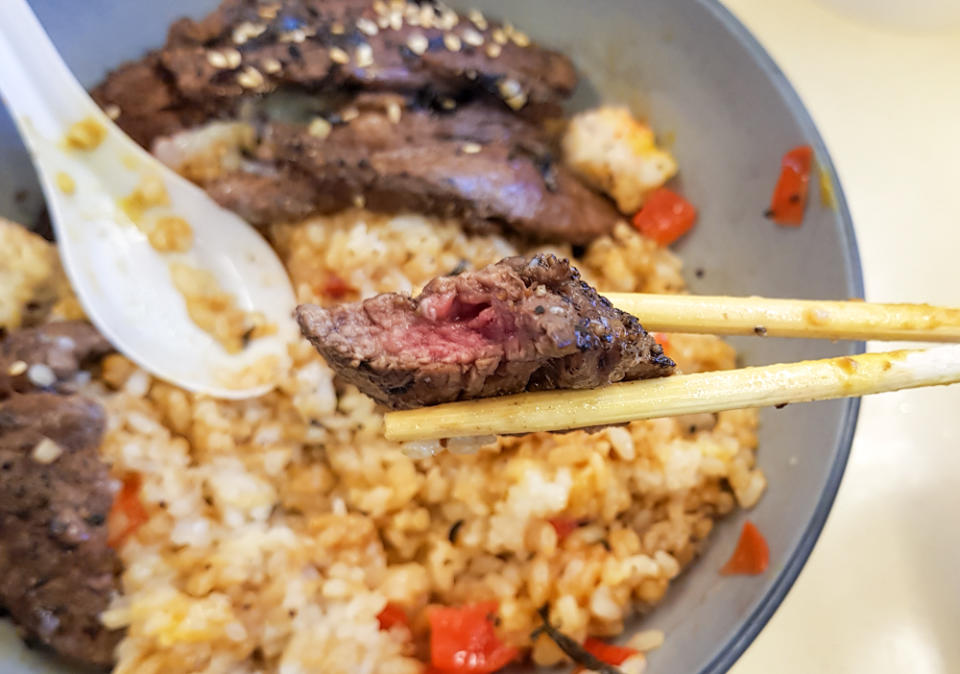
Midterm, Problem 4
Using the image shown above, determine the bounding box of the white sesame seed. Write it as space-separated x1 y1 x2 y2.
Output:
498 78 523 99
465 68 478 80
377 15 390 28
237 66 265 89
386 101 402 123
491 27 508 45
354 44 374 68
534 284 548 297
443 33 462 52
461 142 482 154
505 93 527 110
308 117 332 139
357 17 379 36
31 437 63 464
27 363 56 388
341 106 360 122
373 0 388 15
104 104 121 120
329 46 351 65
389 11 403 31
406 32 428 55
222 48 242 69
389 0 404 10
439 8 459 30
280 28 307 43
7 360 27 376
419 5 435 28
485 43 501 58
462 27 484 47
468 9 488 30
257 2 280 19
262 57 282 74
439 97 456 110
549 305 565 315
511 30 531 47
233 21 266 45
331 22 345 35
206 50 229 69
352 194 366 208
405 5 421 26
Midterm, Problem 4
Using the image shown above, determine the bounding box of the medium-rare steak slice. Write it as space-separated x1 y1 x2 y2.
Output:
296 254 674 409
92 0 577 148
0 393 121 668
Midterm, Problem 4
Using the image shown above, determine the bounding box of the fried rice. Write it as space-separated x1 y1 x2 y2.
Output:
1 211 763 673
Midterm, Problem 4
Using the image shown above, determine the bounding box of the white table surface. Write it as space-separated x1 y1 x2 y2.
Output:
721 1 960 672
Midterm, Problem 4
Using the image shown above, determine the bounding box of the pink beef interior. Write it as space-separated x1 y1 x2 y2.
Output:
380 292 519 362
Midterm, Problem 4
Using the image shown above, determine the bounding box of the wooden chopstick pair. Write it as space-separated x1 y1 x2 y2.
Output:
383 294 960 442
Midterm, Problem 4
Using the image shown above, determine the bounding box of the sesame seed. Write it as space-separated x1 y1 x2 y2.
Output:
329 47 350 64
237 66 265 89
485 43 501 58
468 9 488 30
386 102 402 123
439 8 459 30
465 68 478 80
405 5 421 26
549 305 565 315
439 97 456 110
491 27 508 44
443 33 462 52
505 93 528 110
355 44 374 68
352 194 366 208
511 30 531 47
389 11 403 31
461 142 482 154
104 104 121 120
257 2 280 19
373 0 388 15
377 15 390 28
331 22 345 35
223 48 242 69
31 437 63 464
389 0 404 10
357 17 379 35
232 21 266 45
7 360 27 376
341 106 360 122
27 363 56 388
406 32 428 55
55 172 75 195
262 57 282 74
419 5 435 28
308 117 332 139
280 28 307 43
498 78 523 99
462 27 484 46
206 50 229 69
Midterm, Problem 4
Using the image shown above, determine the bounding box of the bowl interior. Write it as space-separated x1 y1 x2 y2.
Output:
0 1 861 672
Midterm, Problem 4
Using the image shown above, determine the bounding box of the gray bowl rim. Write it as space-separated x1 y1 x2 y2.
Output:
692 2 863 672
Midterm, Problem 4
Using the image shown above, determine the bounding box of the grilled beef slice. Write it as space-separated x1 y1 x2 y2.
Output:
296 254 674 409
204 103 620 243
0 393 121 668
92 0 577 148
0 321 112 398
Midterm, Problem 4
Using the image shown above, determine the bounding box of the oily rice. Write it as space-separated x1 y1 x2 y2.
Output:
2 215 763 672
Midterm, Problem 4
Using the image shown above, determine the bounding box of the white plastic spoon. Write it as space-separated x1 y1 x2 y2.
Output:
0 0 298 399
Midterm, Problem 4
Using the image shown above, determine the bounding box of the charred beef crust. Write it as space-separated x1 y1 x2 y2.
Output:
92 0 577 148
207 104 620 244
296 254 674 409
0 393 121 668
0 322 113 398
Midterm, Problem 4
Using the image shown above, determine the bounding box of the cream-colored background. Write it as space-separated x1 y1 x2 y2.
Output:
723 1 960 672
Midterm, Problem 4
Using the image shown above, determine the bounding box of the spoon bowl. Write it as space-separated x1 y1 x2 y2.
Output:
0 0 297 399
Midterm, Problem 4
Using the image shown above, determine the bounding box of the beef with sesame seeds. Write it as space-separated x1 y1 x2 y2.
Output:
0 393 121 669
93 0 577 148
296 254 674 409
200 102 621 243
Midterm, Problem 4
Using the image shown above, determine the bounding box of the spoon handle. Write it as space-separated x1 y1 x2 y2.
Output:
0 0 105 139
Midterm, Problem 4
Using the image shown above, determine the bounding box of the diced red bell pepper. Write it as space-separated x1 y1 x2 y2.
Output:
318 273 353 300
631 187 698 246
548 517 580 541
377 602 410 631
767 145 813 226
429 601 519 673
107 474 149 548
720 520 770 575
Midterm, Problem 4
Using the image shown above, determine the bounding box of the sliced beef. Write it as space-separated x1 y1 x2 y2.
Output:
296 254 674 409
93 0 577 148
0 393 121 668
0 322 113 398
206 103 621 243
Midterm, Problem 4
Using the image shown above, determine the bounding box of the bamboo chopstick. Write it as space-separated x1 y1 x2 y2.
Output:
383 345 960 442
605 293 960 342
